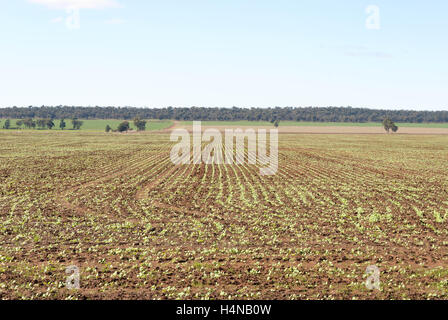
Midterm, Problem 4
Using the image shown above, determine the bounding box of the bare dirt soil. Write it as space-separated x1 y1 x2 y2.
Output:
1 132 447 300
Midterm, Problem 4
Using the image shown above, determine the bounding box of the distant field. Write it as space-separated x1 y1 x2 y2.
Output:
181 121 448 128
0 119 173 131
2 119 447 130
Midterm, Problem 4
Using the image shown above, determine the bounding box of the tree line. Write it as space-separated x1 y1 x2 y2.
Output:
105 117 147 133
0 106 447 123
1 118 83 130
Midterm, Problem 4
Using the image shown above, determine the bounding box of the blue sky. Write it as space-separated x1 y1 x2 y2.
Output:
0 0 447 110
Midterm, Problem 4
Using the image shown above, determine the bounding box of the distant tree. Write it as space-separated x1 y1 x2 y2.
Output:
274 120 280 128
1 106 447 124
71 118 83 130
383 118 393 133
105 125 112 133
60 119 66 130
117 121 130 132
36 119 46 129
46 119 55 130
133 117 147 131
23 118 35 129
382 118 399 133
3 119 10 129
392 124 399 133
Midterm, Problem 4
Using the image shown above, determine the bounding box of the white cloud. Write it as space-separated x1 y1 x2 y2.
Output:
28 0 121 10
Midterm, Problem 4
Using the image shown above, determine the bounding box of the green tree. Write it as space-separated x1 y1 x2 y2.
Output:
117 121 130 132
382 118 392 133
3 119 11 129
24 118 35 129
382 118 399 133
392 124 399 133
133 117 147 131
36 119 46 129
1 106 448 123
46 119 55 130
60 119 66 130
71 118 84 130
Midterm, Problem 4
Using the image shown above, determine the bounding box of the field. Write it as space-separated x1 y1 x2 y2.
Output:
0 119 173 132
1 130 448 300
176 121 448 135
181 121 448 128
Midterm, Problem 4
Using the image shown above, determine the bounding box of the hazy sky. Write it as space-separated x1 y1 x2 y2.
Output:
0 0 447 110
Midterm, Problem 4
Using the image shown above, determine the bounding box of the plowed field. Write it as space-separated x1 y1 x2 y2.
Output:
1 131 447 299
